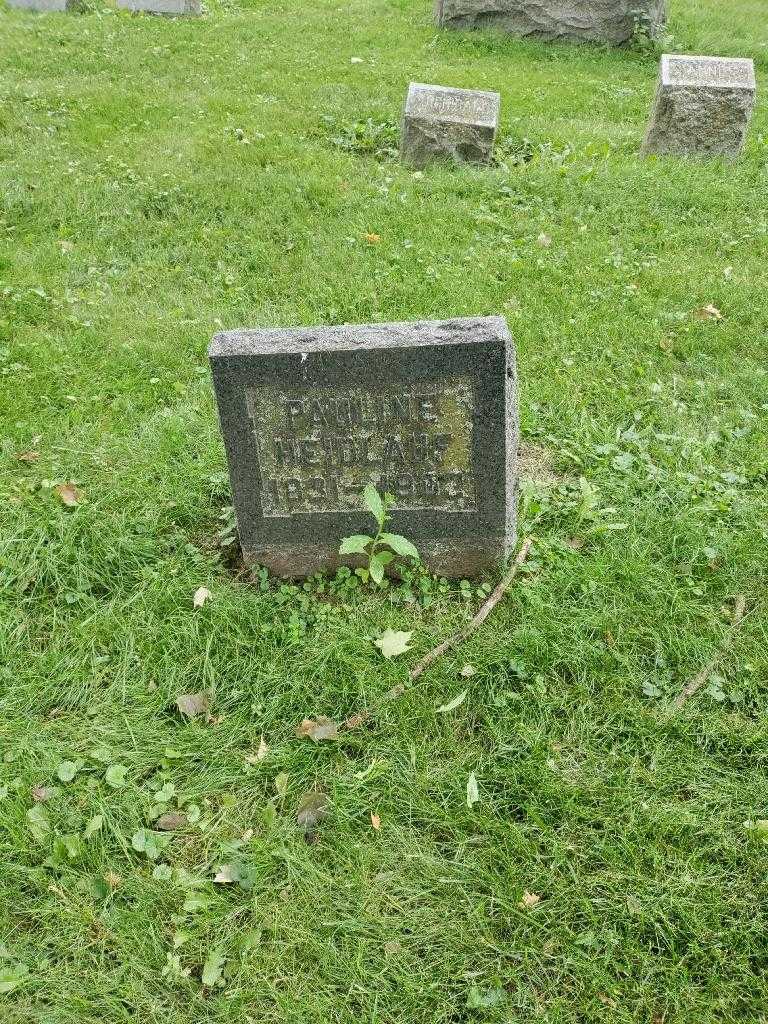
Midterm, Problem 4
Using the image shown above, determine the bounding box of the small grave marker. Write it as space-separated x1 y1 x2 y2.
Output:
209 317 519 579
7 0 70 10
401 83 500 167
642 54 756 159
116 0 201 15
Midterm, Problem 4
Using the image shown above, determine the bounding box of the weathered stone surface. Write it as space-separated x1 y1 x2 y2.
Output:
642 54 756 159
401 83 500 168
209 317 518 579
7 0 69 10
116 0 200 14
435 0 666 44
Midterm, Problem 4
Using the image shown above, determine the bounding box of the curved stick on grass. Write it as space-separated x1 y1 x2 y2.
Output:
409 537 533 682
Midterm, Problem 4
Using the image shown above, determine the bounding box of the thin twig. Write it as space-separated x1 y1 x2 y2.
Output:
409 537 533 682
671 595 748 711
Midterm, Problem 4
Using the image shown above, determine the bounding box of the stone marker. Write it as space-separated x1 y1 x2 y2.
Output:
435 0 666 44
7 0 70 10
401 83 500 167
116 0 201 14
641 54 756 159
209 317 518 579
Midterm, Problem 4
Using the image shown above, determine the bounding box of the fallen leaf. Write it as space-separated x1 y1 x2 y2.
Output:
344 711 369 730
192 586 212 609
105 872 122 890
370 812 381 831
15 450 39 463
350 56 364 64
246 735 269 763
375 629 413 660
54 482 80 507
460 664 476 678
201 947 226 988
176 692 209 718
295 715 338 742
296 790 329 833
519 890 541 909
695 303 723 321
156 812 188 832
31 785 55 802
384 939 401 956
58 240 74 252
437 690 468 713
536 232 552 247
214 863 237 884
364 232 381 244
274 772 289 799
466 772 479 808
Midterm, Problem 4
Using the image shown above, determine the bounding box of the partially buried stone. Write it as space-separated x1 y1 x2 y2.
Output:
401 83 500 167
116 0 201 14
208 317 519 579
642 54 756 159
434 0 666 45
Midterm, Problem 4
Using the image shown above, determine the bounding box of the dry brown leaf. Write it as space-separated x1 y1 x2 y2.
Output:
176 692 209 718
536 232 552 247
695 303 723 321
519 890 541 909
370 812 381 831
32 785 54 803
460 664 476 678
15 451 40 463
104 871 122 888
54 482 81 507
156 812 188 831
364 232 381 244
343 712 369 730
295 716 338 742
192 586 212 609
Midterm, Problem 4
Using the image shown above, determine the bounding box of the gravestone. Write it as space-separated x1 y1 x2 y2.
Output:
435 0 666 44
7 0 70 10
641 54 756 159
401 83 500 167
116 0 201 14
209 317 518 579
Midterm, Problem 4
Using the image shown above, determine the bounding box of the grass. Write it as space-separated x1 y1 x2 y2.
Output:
1 0 767 1020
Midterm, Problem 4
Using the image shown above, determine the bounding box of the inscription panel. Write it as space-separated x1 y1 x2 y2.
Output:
246 378 476 517
664 56 755 89
407 84 499 126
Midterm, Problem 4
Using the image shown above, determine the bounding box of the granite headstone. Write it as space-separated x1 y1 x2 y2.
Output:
116 0 201 14
209 317 518 579
642 54 756 159
401 83 500 167
435 0 666 44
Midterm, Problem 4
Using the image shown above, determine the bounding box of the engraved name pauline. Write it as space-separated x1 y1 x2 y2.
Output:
246 378 476 517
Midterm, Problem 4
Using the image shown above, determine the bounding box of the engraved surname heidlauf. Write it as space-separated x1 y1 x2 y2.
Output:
246 378 476 517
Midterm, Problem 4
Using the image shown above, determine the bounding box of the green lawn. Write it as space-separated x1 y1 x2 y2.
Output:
1 0 767 1020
